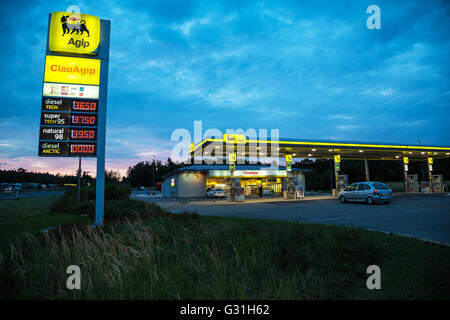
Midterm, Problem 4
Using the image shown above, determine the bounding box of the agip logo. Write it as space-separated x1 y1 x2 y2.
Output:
49 11 100 54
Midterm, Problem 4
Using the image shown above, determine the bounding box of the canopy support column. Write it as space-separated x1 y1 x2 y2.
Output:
364 156 370 182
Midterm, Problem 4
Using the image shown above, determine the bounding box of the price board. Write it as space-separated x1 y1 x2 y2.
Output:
42 97 98 112
39 97 99 157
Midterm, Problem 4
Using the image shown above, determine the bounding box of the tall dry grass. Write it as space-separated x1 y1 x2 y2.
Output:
2 211 381 299
3 215 320 299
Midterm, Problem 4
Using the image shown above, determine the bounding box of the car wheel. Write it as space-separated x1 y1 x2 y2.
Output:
339 195 346 203
366 196 375 205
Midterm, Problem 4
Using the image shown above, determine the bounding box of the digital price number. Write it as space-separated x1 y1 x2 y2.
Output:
70 129 96 140
72 100 97 111
70 144 96 155
71 114 97 126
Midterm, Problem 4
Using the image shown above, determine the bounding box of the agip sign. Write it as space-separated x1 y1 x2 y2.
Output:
48 11 100 54
39 10 107 158
44 55 100 85
39 9 110 226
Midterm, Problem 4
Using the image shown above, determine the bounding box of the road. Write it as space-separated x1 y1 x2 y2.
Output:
0 190 65 200
133 192 450 244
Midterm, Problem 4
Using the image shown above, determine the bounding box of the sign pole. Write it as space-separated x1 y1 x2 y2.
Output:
95 19 111 226
77 157 81 201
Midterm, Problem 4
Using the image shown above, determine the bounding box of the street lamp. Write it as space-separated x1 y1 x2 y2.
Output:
152 155 156 188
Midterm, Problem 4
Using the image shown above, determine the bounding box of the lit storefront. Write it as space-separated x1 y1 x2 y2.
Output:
162 165 308 198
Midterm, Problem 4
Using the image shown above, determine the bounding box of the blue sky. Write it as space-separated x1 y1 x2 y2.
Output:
0 0 449 176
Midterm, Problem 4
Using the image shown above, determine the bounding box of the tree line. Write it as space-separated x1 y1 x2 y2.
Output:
1 157 449 190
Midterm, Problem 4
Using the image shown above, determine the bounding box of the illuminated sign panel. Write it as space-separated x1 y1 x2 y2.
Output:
38 141 96 157
39 127 97 141
285 155 292 163
48 12 100 54
42 97 98 112
40 112 98 126
44 55 100 85
43 83 99 99
335 162 340 171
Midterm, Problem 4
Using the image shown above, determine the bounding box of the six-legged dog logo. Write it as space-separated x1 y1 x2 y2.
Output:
61 15 90 37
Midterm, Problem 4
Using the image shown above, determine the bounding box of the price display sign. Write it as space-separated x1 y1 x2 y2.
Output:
42 97 98 112
39 97 99 156
39 127 97 141
38 141 96 156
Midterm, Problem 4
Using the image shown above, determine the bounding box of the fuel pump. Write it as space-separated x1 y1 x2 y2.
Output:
431 175 444 192
406 174 418 192
336 175 348 193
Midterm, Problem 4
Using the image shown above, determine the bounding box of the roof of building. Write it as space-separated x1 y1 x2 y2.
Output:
190 136 450 160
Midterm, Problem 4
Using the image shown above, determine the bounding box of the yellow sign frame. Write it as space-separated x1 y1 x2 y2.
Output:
49 11 100 54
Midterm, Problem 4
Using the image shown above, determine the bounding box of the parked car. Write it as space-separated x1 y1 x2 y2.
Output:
3 185 14 192
338 182 393 204
206 188 226 199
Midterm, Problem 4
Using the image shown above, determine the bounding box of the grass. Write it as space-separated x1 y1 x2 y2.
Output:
0 195 87 248
0 200 449 300
0 195 60 223
0 195 91 249
0 213 90 250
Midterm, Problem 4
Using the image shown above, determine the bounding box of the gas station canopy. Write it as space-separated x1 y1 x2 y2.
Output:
190 135 450 161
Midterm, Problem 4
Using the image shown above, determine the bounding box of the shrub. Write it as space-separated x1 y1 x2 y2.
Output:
64 184 132 201
51 184 132 214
